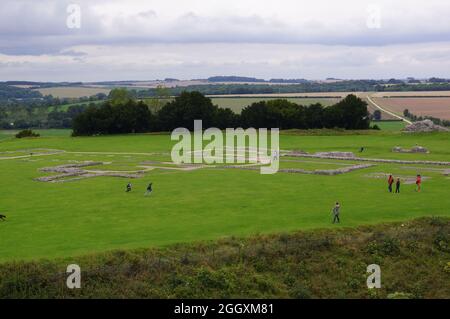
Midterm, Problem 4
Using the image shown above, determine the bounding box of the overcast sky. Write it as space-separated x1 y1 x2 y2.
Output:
1 0 450 81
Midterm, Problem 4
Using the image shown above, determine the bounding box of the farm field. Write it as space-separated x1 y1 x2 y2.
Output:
372 97 450 120
35 86 111 98
0 130 449 263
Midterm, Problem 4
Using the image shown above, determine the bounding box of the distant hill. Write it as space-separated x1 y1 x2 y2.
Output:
208 76 266 83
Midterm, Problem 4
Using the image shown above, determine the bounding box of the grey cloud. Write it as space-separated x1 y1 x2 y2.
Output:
2 0 450 57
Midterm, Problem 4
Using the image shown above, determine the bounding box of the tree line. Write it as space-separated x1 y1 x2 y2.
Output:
72 90 371 136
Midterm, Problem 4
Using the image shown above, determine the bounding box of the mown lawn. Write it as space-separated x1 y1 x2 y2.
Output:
371 120 406 131
0 131 449 262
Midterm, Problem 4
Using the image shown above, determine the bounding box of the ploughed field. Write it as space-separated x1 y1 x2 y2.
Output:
0 130 449 262
373 97 450 120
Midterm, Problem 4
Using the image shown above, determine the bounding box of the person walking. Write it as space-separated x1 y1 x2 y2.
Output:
332 202 341 224
416 175 422 192
126 182 132 192
395 178 401 193
145 182 153 196
388 174 394 193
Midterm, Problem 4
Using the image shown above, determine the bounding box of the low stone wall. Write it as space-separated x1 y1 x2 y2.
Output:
284 153 450 166
392 146 429 154
35 162 144 183
314 151 355 158
219 163 374 175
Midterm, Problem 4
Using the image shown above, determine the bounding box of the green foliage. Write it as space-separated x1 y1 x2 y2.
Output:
240 95 369 130
444 262 450 273
157 91 228 131
324 95 370 129
108 88 134 106
15 129 40 138
290 283 312 299
72 100 154 136
0 84 42 100
366 238 401 256
387 292 414 299
434 232 449 252
0 218 448 298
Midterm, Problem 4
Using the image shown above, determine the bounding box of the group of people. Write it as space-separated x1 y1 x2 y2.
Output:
387 175 402 193
126 182 153 196
331 173 423 224
387 174 422 193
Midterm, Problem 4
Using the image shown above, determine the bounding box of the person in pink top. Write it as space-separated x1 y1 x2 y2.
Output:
416 175 422 192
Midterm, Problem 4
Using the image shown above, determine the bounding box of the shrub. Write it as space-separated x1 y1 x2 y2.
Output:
387 292 414 299
290 283 312 299
366 238 400 256
15 129 40 138
444 262 450 274
434 233 449 252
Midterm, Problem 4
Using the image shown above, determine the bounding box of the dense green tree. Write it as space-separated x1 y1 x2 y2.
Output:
157 91 219 131
108 88 134 107
72 91 372 136
324 95 370 129
72 100 153 136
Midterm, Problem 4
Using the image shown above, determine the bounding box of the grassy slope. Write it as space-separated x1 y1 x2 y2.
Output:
0 131 449 262
1 217 448 298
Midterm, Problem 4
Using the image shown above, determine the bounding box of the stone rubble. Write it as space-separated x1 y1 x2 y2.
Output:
403 120 449 133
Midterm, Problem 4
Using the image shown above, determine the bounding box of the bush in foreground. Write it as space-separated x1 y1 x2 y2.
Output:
0 217 448 299
15 129 40 139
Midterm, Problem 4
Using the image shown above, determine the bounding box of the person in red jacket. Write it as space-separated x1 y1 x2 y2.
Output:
388 174 394 193
416 175 422 192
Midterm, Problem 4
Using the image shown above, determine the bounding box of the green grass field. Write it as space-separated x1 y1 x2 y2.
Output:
371 121 407 131
0 130 449 263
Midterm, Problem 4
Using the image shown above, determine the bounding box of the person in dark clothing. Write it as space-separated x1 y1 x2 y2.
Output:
395 178 401 193
332 202 341 224
126 182 132 192
145 183 153 196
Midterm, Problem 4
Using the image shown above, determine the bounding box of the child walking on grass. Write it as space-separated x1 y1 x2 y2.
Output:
332 202 341 224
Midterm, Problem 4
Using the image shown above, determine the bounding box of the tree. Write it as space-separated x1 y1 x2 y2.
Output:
72 100 153 136
157 91 219 131
147 85 171 113
373 110 382 121
108 88 133 107
324 94 370 129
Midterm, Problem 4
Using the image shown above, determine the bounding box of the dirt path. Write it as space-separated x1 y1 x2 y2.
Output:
366 95 412 124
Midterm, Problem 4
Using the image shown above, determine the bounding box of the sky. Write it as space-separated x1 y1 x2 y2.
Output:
1 0 450 82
